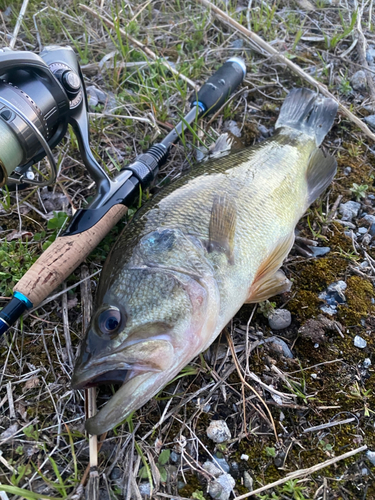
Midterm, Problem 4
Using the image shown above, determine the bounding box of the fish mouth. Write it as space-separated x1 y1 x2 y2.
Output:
72 369 130 389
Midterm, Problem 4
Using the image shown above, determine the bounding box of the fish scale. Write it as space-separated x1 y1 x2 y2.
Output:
72 88 338 435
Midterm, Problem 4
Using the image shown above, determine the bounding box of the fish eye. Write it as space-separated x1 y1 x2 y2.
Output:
96 307 123 338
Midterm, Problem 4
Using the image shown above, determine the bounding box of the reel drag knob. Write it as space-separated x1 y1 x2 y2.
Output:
54 68 81 101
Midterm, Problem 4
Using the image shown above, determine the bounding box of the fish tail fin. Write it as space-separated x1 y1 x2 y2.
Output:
275 88 338 146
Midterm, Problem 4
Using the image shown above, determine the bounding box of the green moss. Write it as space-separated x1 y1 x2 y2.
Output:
338 275 375 325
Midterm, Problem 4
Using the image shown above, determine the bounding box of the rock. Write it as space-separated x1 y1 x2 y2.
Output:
268 309 292 330
264 336 294 358
240 454 249 461
208 473 235 500
258 124 271 137
224 120 241 138
350 70 367 91
110 467 122 480
307 246 331 257
366 450 375 465
0 423 18 440
363 358 372 368
366 46 375 65
243 471 253 491
354 335 367 349
364 115 375 129
138 482 151 497
206 420 231 443
229 461 239 478
339 201 361 221
230 39 244 49
364 214 375 225
358 227 368 234
203 461 222 477
213 455 230 473
319 281 347 315
343 166 352 175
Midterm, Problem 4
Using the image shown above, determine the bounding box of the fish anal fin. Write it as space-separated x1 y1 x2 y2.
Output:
246 232 294 303
208 194 237 264
306 148 337 207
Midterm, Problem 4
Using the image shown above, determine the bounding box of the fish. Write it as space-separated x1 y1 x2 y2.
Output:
71 88 338 435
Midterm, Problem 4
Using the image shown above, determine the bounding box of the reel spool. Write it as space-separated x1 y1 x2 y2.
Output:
0 45 87 188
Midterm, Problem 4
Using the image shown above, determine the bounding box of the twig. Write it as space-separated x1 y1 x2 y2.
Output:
225 331 279 442
62 283 74 369
6 382 15 419
9 0 30 49
79 4 198 90
355 4 375 110
195 0 375 142
80 265 99 499
235 445 367 499
303 417 356 433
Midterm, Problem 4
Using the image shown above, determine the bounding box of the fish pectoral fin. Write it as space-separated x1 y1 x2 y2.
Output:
207 193 237 264
306 148 337 207
246 231 294 303
245 270 292 303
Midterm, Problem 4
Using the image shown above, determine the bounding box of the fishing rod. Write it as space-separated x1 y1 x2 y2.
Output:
0 45 246 335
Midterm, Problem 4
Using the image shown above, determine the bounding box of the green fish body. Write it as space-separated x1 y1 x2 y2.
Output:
72 88 338 435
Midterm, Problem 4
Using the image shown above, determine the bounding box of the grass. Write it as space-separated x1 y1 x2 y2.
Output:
0 0 375 499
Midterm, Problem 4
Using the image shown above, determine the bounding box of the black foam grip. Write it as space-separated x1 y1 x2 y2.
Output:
192 60 245 115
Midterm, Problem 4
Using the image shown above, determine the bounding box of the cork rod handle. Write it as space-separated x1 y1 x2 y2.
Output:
14 204 128 307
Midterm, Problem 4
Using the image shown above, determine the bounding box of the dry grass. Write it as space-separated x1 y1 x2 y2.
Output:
0 1 375 499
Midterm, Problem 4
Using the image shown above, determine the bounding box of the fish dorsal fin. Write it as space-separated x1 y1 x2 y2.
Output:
207 194 237 264
306 148 337 207
246 231 294 303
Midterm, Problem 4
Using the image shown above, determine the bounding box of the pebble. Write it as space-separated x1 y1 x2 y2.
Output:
307 245 331 257
268 309 292 330
206 420 231 443
354 335 367 349
231 38 244 49
343 166 352 175
110 467 122 480
366 46 375 64
364 214 375 225
339 201 361 221
364 115 375 129
208 473 235 500
319 281 347 315
138 483 151 497
264 337 294 358
258 124 271 137
170 451 180 463
203 461 223 477
366 450 375 466
243 471 253 491
358 227 368 234
363 358 372 368
362 468 369 476
350 70 367 91
224 120 241 138
240 454 249 461
213 455 230 473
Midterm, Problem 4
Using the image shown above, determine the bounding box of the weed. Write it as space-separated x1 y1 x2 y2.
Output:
349 182 368 201
258 300 276 318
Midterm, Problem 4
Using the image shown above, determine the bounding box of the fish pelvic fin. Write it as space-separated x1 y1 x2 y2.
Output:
275 88 338 146
246 231 294 303
306 148 337 207
207 194 237 264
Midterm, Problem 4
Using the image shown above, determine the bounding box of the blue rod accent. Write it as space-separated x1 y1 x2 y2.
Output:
191 101 206 113
13 291 33 309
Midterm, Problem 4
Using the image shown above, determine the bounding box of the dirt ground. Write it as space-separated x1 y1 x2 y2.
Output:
0 1 374 499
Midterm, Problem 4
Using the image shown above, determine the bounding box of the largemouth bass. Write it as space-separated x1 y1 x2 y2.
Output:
72 88 338 435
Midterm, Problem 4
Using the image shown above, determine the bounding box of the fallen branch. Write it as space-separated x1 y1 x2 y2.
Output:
196 0 375 142
80 4 198 90
235 444 367 499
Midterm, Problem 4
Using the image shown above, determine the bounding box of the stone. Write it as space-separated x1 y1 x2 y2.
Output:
366 450 375 465
206 420 231 443
364 115 375 129
264 337 294 358
208 473 235 500
344 166 352 175
366 46 375 64
203 461 222 477
212 455 230 473
240 454 249 461
170 451 180 463
358 227 368 234
224 120 241 138
363 358 372 369
354 335 367 348
138 482 151 497
350 70 367 91
268 309 292 330
307 246 331 257
243 471 253 491
339 201 361 221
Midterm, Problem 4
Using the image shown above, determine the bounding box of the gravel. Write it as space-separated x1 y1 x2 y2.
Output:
364 115 375 129
212 455 230 473
138 482 151 497
243 471 253 491
264 336 294 358
208 473 235 500
268 309 292 330
350 70 367 91
206 420 231 443
354 335 367 349
307 245 331 257
203 461 223 477
319 280 347 315
363 358 372 368
366 450 375 466
339 201 361 221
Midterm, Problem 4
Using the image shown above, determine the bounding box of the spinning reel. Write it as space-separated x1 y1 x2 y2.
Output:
0 45 105 189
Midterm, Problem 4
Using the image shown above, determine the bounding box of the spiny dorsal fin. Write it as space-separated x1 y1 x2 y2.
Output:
208 194 237 264
306 148 337 207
